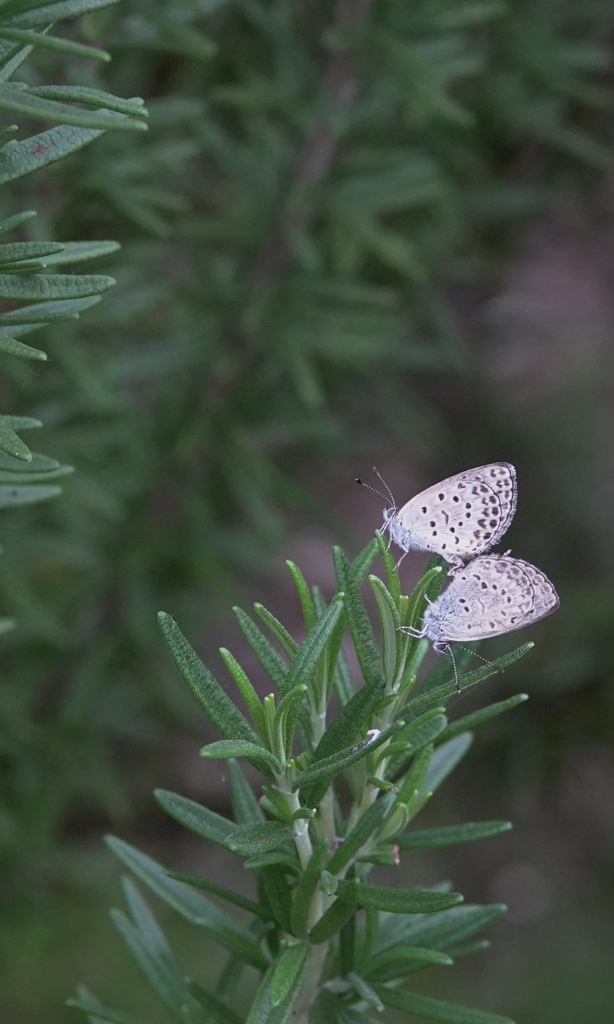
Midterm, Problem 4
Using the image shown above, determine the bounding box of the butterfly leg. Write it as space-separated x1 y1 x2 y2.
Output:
397 624 426 639
434 642 460 692
394 551 407 571
448 646 461 693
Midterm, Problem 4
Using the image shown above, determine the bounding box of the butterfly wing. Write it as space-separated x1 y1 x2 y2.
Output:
391 463 517 560
434 555 559 642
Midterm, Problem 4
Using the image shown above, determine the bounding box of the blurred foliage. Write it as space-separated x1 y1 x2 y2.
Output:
0 0 148 889
1 0 613 1018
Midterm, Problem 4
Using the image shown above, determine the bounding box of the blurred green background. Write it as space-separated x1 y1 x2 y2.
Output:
2 1 614 1021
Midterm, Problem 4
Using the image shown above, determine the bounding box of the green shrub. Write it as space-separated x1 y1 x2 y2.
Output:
72 536 533 1023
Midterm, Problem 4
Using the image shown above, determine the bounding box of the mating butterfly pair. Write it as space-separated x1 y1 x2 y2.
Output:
362 463 559 657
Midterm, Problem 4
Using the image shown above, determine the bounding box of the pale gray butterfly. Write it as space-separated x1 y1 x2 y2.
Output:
406 554 559 670
359 463 517 569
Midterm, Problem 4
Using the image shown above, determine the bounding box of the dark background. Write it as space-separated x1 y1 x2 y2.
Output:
1 1 614 1021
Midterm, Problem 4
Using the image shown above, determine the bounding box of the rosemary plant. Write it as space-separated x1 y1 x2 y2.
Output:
72 532 534 1024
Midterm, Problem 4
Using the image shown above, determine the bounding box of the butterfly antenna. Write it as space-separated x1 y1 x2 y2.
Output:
372 466 396 510
355 476 390 505
455 644 499 672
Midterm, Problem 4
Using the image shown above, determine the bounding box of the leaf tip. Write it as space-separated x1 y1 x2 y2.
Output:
157 610 174 631
103 833 121 853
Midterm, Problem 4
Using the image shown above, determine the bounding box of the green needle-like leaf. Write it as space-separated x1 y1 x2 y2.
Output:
301 555 389 791
282 595 344 696
30 83 146 116
369 575 401 685
228 759 265 824
0 126 105 185
0 449 59 473
219 647 266 738
274 683 308 756
392 708 448 763
348 881 463 914
420 734 473 797
158 613 260 744
227 821 294 856
154 790 237 850
0 26 111 61
0 415 40 429
332 641 356 706
395 743 434 803
0 412 30 461
398 821 512 850
0 241 65 263
0 294 99 324
365 946 453 983
67 990 145 1024
294 721 404 794
384 903 508 953
406 644 534 716
243 851 300 873
111 880 189 1018
39 240 120 264
270 942 311 1007
105 837 267 969
309 879 359 944
440 693 528 741
0 334 46 359
261 784 294 821
0 483 61 507
0 1 122 28
0 82 146 130
404 560 448 627
286 559 316 630
164 868 264 918
200 739 280 773
233 606 289 690
327 799 389 874
244 948 312 1024
375 530 402 604
374 985 515 1023
350 537 379 581
334 546 385 690
254 602 300 659
0 272 114 300
290 840 328 938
